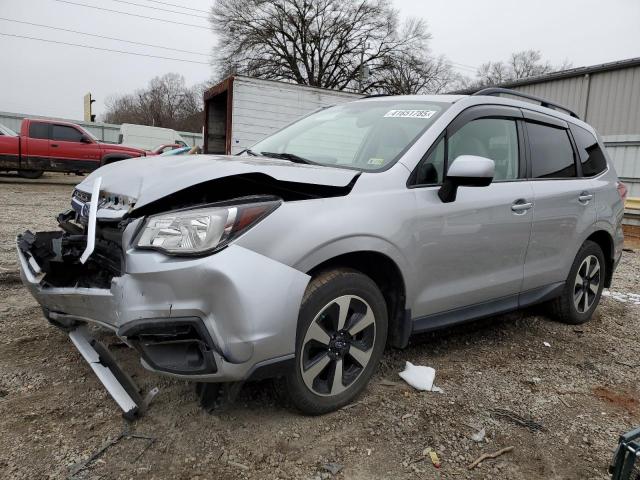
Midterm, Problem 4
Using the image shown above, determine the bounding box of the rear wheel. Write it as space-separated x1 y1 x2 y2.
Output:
285 269 387 415
549 240 605 324
18 169 43 179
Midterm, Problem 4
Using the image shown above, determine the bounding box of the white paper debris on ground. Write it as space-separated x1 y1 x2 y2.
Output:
471 428 486 443
543 342 551 348
602 289 640 305
398 362 443 392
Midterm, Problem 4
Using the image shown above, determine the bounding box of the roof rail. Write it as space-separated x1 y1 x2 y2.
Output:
472 87 580 119
362 93 390 99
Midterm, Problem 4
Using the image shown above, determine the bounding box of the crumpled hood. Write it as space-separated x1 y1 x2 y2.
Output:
77 154 359 209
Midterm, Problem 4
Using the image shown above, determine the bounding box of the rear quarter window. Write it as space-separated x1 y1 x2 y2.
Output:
570 124 607 177
527 122 576 179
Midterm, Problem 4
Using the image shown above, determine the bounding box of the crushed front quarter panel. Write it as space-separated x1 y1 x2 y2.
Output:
18 237 311 380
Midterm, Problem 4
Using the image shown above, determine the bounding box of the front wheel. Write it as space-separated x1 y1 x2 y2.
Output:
549 240 605 324
18 169 43 179
285 269 387 415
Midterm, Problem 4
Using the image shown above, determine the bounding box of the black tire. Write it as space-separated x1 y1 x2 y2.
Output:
285 268 387 415
18 169 43 179
549 240 606 324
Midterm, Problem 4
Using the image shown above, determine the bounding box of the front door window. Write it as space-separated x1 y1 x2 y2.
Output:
448 118 519 181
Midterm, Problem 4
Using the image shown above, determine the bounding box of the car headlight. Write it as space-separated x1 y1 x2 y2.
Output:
135 198 281 255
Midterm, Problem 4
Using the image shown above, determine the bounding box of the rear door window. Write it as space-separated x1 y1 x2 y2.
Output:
52 125 84 142
570 125 607 177
29 122 50 139
527 122 577 178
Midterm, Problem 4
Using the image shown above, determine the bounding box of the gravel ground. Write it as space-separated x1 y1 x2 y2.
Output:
1 173 639 479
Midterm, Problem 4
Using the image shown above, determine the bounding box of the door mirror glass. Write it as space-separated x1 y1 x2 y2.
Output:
438 155 495 203
80 134 92 143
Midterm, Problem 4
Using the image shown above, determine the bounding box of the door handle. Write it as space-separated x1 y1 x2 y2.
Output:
578 191 593 203
51 143 59 148
511 200 533 213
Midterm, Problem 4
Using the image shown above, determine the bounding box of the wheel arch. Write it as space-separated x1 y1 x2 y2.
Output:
585 229 615 287
304 248 411 349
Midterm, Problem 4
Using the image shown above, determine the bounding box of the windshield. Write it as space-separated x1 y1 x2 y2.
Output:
0 123 18 136
250 100 450 171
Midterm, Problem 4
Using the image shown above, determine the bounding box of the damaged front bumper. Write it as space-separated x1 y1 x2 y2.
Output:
17 226 310 383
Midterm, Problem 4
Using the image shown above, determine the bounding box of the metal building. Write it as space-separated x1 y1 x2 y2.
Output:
453 57 640 196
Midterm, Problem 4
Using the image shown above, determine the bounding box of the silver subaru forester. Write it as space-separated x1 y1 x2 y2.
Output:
17 90 625 416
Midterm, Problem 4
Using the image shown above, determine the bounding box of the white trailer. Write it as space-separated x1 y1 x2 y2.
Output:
203 75 362 155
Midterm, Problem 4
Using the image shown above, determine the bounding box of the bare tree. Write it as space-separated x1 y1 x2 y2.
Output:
472 50 572 87
103 73 205 132
476 61 512 86
366 19 459 94
372 53 460 94
210 0 456 94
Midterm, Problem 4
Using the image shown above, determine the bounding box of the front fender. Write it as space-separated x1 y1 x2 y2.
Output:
293 235 414 303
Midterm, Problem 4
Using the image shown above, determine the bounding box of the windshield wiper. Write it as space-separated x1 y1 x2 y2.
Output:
260 151 314 165
238 148 259 156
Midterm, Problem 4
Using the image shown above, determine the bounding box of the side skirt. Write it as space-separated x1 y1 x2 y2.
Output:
20 156 100 173
0 153 20 170
411 282 565 335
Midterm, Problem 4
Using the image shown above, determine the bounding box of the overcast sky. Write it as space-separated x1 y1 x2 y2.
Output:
1 0 639 120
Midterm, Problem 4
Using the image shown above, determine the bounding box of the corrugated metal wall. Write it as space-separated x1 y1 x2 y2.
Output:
512 65 640 195
230 77 361 154
511 64 640 136
603 135 640 196
515 76 589 118
0 111 203 146
586 67 640 135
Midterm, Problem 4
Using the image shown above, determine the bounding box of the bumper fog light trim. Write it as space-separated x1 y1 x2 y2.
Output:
118 317 218 375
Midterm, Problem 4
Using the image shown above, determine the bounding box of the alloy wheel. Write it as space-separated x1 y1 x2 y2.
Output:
300 295 376 397
573 255 601 313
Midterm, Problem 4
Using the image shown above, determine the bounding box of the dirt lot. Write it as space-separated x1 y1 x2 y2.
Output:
1 173 639 479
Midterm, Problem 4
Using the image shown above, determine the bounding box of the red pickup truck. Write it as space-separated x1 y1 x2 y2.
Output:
0 118 147 178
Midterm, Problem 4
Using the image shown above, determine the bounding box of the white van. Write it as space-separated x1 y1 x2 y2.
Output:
118 124 188 151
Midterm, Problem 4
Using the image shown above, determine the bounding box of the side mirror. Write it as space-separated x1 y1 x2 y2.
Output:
438 155 495 203
80 134 92 143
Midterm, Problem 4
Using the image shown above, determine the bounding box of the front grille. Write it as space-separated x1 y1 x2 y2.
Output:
94 222 125 275
22 218 127 289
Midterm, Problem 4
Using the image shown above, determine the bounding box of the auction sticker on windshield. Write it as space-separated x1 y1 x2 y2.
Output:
384 110 437 119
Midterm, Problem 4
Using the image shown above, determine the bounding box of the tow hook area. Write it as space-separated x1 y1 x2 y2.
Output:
195 382 244 413
67 325 158 421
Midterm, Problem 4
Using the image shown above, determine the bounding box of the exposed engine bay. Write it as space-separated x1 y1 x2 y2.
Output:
18 171 358 290
17 211 127 289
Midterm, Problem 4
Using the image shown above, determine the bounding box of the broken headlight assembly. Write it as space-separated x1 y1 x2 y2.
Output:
134 198 281 256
